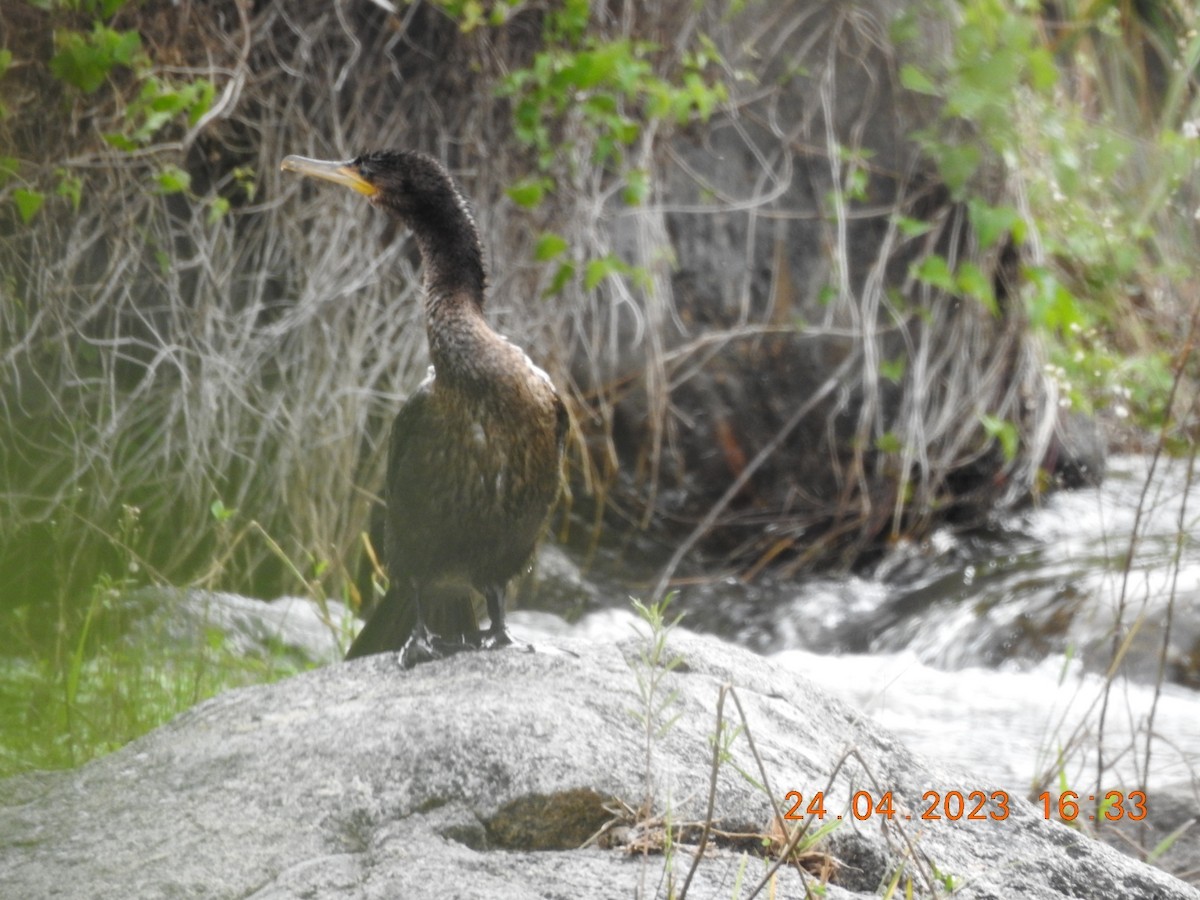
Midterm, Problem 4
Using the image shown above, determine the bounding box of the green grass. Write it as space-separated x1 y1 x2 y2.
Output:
0 616 312 780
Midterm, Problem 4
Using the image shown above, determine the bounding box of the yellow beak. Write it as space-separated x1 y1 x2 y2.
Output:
280 155 378 197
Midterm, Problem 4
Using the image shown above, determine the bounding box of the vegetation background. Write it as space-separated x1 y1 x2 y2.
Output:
0 0 1196 779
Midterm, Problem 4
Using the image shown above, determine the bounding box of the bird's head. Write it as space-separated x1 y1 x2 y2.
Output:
281 149 476 236
281 148 486 296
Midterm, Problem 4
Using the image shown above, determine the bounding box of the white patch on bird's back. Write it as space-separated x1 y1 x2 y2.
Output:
471 422 486 446
418 365 436 389
499 335 553 386
523 353 554 388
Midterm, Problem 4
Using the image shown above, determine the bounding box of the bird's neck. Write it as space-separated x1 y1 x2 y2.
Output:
410 214 485 300
392 194 501 386
424 292 502 386
413 229 500 385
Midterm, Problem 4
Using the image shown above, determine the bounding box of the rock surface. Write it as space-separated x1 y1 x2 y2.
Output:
775 646 1200 887
117 587 351 665
2 631 1196 899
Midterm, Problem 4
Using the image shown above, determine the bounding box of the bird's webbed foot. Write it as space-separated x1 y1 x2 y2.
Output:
472 624 535 654
398 622 471 670
472 585 533 655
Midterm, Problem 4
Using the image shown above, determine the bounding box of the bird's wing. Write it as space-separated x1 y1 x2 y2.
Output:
345 388 435 661
345 581 417 660
553 391 569 455
346 378 478 660
385 376 436 488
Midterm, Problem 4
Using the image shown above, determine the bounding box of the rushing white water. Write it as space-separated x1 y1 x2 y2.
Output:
864 454 1200 684
521 454 1200 800
775 649 1200 796
519 605 1199 798
794 454 1200 798
652 455 1200 687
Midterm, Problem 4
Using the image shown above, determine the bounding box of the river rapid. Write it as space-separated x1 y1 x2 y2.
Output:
524 454 1200 798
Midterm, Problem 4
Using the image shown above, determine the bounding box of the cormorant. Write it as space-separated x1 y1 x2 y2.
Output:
281 149 567 667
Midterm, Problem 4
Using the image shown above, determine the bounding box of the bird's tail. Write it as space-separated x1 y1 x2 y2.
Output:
344 582 479 660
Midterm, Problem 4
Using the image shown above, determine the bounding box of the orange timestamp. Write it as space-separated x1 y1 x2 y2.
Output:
1036 790 1147 822
784 789 1011 822
782 789 1149 823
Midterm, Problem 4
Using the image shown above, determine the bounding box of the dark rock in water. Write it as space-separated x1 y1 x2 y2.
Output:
1 632 1194 899
1045 411 1107 488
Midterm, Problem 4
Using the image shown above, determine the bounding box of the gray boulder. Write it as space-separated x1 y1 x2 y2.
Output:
116 587 351 665
1 631 1195 899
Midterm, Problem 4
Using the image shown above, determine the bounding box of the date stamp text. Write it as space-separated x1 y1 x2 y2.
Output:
782 789 1147 823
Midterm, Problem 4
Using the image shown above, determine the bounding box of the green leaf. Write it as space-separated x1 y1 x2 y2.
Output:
900 63 938 95
584 257 614 291
207 196 230 225
108 28 142 66
936 143 981 196
14 188 44 223
880 356 906 384
133 110 175 142
534 232 569 262
911 254 956 293
154 165 191 194
0 49 12 79
186 79 216 126
622 168 648 205
210 499 235 523
455 0 485 31
895 215 932 239
957 52 1023 109
549 0 590 43
102 132 138 152
612 117 640 146
0 156 18 188
1025 47 1058 93
980 414 1018 462
55 170 83 211
1025 268 1085 334
50 31 109 94
543 261 575 298
968 200 1022 251
875 431 903 454
122 76 217 144
50 25 143 94
506 176 552 209
890 12 920 47
583 255 634 290
955 261 998 315
228 166 256 203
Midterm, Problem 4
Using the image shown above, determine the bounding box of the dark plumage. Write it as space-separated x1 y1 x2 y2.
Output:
281 149 566 667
